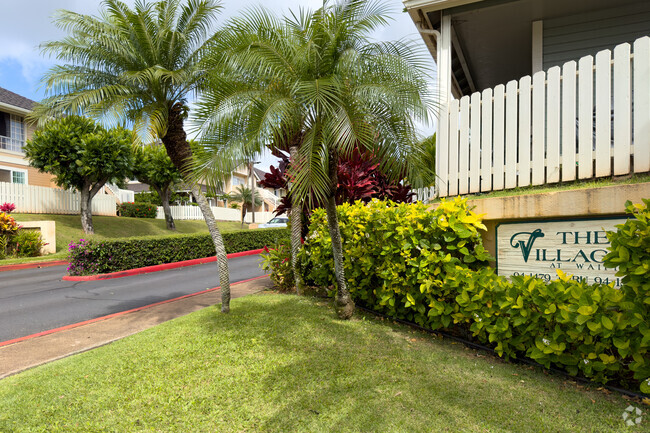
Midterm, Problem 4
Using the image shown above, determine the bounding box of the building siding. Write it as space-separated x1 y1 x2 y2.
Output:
543 2 650 70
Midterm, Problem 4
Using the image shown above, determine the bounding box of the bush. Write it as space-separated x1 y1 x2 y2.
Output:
296 198 650 393
117 202 157 218
0 202 15 213
11 230 45 257
260 243 294 292
67 228 288 276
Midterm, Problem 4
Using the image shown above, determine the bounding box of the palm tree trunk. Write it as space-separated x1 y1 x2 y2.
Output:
289 145 303 294
153 185 176 230
191 185 231 313
325 151 354 319
161 102 231 313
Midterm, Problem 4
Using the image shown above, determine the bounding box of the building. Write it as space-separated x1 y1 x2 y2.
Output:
0 87 56 188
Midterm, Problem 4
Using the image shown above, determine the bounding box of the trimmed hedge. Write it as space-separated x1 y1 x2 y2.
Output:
117 202 157 218
67 228 288 276
296 198 650 393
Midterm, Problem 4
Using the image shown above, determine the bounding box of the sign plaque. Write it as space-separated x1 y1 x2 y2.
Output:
496 218 627 286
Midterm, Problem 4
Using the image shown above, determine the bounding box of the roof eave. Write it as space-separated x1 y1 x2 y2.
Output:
403 0 484 13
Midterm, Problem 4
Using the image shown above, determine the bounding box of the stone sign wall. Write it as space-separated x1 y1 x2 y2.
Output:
496 218 627 286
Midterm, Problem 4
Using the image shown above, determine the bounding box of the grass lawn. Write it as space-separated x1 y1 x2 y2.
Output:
0 294 638 432
1 214 245 264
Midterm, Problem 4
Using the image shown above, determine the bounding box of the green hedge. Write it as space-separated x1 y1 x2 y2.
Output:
117 202 157 218
67 228 288 276
296 198 650 393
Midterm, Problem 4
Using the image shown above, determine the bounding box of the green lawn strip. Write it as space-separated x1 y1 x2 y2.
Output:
3 214 244 264
0 294 634 433
428 174 650 203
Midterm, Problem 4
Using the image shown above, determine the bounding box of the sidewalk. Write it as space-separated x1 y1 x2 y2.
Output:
0 276 273 379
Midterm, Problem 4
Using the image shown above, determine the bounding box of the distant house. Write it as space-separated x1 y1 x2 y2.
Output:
0 87 57 188
404 0 650 198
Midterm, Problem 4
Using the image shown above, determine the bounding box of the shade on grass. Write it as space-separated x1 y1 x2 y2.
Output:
0 295 637 432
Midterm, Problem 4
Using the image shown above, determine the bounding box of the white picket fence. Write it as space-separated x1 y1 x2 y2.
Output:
156 205 276 224
436 36 650 198
413 186 436 203
0 182 117 216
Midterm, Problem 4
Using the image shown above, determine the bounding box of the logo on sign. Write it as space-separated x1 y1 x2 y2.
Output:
510 229 544 262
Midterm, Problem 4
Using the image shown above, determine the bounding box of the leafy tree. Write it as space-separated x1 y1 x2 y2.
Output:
228 185 263 228
194 0 432 318
33 0 236 312
24 116 134 234
132 145 182 230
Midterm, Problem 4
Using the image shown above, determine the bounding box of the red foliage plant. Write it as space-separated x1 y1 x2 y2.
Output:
258 148 414 217
0 202 16 214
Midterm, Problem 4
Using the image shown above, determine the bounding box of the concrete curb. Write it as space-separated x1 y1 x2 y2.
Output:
0 260 68 273
62 248 265 281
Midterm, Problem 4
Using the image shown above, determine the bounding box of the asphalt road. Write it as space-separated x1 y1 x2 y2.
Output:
0 255 267 342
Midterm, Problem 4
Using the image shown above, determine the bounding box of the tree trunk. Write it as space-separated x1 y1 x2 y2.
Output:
154 185 176 231
192 185 231 313
161 102 231 313
241 206 246 229
325 151 354 319
80 185 94 235
289 145 303 294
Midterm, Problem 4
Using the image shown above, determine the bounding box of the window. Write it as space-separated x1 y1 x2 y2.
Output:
232 176 244 186
0 113 26 152
12 171 26 184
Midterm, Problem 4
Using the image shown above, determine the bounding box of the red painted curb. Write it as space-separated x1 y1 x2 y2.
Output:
0 274 268 348
0 260 68 273
62 248 264 282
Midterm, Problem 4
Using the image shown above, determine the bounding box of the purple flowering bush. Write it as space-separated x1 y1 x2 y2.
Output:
67 239 114 275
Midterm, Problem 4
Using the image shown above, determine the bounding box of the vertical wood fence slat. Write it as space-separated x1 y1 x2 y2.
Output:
469 92 481 193
481 88 493 192
634 37 650 173
532 70 546 185
437 104 450 197
505 80 518 189
459 96 470 194
546 66 561 183
578 55 594 179
595 49 612 177
614 43 632 175
448 99 460 196
562 61 578 182
493 84 506 191
518 75 532 187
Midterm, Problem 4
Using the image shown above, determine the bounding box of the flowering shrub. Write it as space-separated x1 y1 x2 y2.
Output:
293 198 650 393
260 244 294 292
0 202 16 213
117 202 157 218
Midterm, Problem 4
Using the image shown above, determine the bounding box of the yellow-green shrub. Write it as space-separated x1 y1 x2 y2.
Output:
298 198 650 393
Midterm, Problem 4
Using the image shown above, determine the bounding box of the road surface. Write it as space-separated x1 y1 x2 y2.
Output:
0 255 267 342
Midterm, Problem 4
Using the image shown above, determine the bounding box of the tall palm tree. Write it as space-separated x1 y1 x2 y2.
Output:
31 0 235 313
229 185 263 228
193 0 433 318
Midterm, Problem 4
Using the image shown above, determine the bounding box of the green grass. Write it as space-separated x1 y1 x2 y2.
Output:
2 214 245 264
430 173 650 203
0 294 638 432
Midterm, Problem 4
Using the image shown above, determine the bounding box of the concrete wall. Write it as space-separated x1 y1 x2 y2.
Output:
431 182 650 260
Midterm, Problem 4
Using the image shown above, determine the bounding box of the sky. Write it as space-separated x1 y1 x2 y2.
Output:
0 0 436 170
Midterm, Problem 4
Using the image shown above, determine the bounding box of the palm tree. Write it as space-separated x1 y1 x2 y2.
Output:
31 0 235 313
228 185 263 228
193 0 433 318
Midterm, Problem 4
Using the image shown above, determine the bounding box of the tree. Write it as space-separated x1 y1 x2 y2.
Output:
132 145 182 230
194 0 432 318
228 185 263 228
33 0 235 313
24 116 133 234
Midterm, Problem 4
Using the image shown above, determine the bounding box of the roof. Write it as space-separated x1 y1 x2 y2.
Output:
253 167 269 181
0 86 36 112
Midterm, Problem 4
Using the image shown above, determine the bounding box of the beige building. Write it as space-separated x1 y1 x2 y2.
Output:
0 87 57 188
